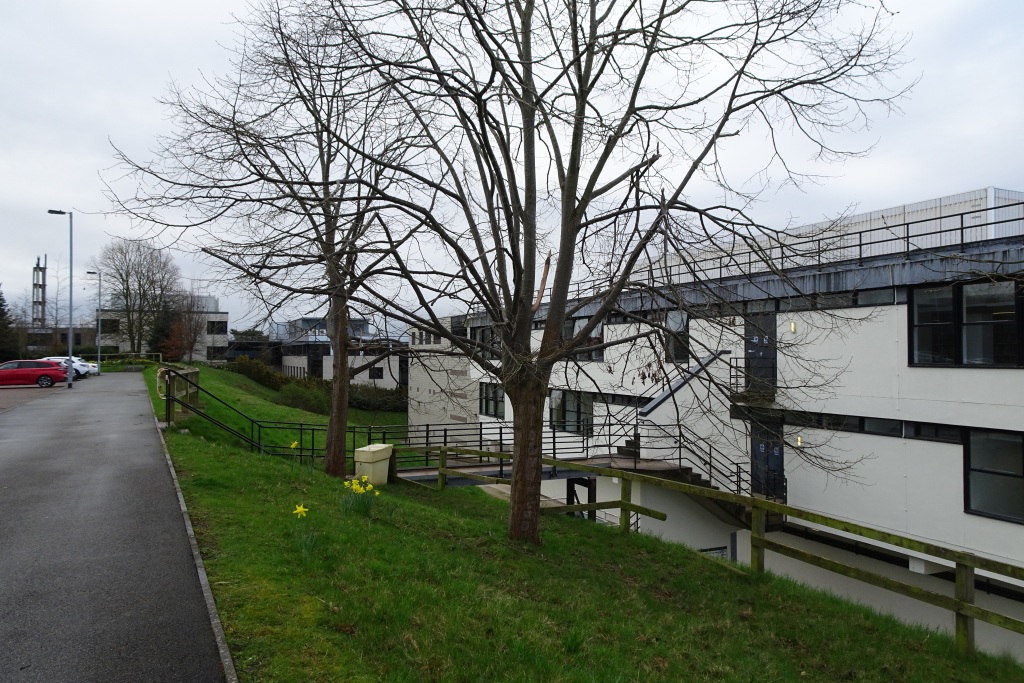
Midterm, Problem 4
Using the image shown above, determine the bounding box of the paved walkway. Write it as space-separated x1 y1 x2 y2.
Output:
0 373 226 682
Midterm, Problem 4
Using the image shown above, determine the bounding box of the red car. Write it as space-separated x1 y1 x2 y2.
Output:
0 360 68 387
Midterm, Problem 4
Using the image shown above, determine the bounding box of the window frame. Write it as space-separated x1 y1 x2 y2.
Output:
549 389 593 435
965 428 1024 525
478 381 505 419
909 281 1022 368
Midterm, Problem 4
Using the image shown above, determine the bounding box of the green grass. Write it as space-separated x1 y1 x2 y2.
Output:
144 365 406 455
165 436 1023 682
151 372 1024 682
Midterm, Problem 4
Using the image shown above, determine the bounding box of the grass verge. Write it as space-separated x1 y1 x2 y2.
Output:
152 373 1023 681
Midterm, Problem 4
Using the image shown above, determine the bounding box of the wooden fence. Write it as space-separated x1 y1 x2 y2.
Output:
160 366 200 423
426 446 1024 659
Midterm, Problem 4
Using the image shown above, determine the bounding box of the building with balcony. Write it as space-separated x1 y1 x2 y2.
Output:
404 188 1024 656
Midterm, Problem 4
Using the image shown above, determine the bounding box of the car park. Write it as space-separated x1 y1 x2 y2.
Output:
0 360 68 387
38 356 94 379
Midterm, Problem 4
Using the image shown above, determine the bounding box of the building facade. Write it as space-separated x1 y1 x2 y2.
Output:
406 188 1024 657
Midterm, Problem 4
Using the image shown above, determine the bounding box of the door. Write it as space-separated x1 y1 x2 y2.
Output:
744 313 777 398
751 421 786 501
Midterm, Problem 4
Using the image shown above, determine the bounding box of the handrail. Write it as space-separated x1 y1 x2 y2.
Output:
474 201 1024 313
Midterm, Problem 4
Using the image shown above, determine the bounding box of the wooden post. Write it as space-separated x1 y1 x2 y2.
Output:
164 370 171 424
619 478 633 534
437 447 448 491
955 561 976 657
750 505 767 574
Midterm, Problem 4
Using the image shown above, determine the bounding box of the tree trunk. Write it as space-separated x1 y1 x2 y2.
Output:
507 377 546 544
324 299 350 477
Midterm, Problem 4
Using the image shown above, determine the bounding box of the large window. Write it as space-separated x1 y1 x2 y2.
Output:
665 310 688 364
911 282 1021 367
962 282 1017 365
368 367 384 380
549 389 593 435
562 317 604 361
479 382 505 419
911 286 955 364
207 320 228 335
967 429 1024 523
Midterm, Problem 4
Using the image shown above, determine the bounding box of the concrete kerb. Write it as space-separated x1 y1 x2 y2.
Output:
151 416 239 683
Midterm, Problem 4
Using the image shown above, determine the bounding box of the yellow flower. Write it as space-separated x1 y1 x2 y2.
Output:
293 504 308 518
366 484 373 491
290 441 299 449
374 490 380 497
352 483 364 494
361 475 369 482
344 480 351 488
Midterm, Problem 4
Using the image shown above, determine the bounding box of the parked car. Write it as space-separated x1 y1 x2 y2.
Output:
38 356 93 379
0 360 68 387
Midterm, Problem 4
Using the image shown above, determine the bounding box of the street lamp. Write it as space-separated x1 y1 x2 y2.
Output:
87 270 102 375
48 209 73 389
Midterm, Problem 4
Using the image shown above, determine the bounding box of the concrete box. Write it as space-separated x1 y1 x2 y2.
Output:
354 443 393 485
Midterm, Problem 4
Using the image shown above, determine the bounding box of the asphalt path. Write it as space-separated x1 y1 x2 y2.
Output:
0 373 225 682
0 383 64 414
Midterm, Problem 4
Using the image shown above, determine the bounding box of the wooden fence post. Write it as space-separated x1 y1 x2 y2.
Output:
955 561 976 657
750 505 767 574
619 478 632 534
437 447 447 491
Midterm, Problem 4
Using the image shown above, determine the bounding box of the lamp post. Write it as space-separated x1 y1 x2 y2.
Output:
48 209 74 388
87 270 102 375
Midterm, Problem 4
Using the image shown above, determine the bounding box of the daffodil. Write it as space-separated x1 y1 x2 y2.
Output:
361 475 369 482
293 503 308 518
366 484 373 491
374 490 380 497
344 480 352 488
290 441 299 449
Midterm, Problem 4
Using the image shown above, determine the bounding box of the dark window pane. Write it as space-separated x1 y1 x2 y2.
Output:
913 287 954 325
913 326 955 364
963 282 1015 323
970 431 1023 475
969 472 1024 521
963 323 1017 365
911 422 961 442
856 289 895 306
863 417 901 436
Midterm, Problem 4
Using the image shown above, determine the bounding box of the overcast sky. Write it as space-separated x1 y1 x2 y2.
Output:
2 0 1023 329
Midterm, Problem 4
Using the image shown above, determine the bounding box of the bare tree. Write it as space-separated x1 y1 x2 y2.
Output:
331 0 908 542
169 289 209 363
108 0 414 475
96 238 182 354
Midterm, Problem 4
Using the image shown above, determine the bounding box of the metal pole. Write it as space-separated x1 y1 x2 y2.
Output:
48 210 73 388
96 270 101 374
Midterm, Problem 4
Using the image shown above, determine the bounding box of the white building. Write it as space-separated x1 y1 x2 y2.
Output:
406 188 1024 658
98 296 229 362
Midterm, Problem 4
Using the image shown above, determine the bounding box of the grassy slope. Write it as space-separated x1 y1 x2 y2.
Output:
152 369 1023 682
145 366 406 453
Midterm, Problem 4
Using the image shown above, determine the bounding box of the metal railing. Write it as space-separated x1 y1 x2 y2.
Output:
162 366 327 462
470 201 1024 313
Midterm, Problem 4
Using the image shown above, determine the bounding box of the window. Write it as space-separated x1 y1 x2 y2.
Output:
478 382 505 419
966 429 1024 523
470 326 499 359
666 310 688 364
368 366 384 379
962 282 1017 365
562 317 604 361
906 422 962 443
549 389 593 435
206 346 228 360
207 320 228 335
911 282 1021 367
911 286 955 365
100 318 119 333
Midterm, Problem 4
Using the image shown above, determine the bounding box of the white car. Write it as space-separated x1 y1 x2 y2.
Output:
38 356 94 379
